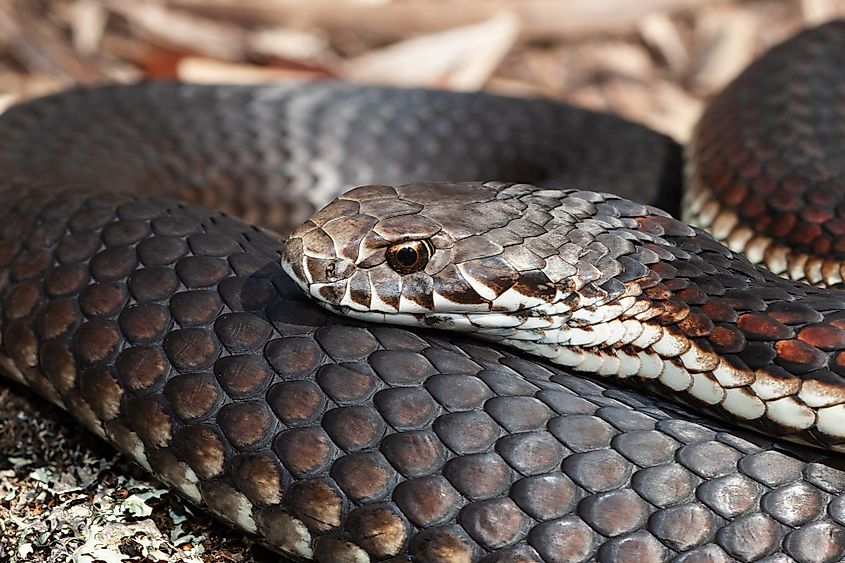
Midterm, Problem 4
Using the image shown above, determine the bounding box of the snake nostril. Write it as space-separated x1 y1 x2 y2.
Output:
309 258 355 284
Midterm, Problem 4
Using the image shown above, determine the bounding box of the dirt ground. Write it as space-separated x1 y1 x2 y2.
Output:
1 0 844 561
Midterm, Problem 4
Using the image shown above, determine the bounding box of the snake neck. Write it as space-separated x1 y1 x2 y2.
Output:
284 182 845 451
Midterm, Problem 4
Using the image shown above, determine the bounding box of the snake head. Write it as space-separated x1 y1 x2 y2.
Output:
280 181 663 336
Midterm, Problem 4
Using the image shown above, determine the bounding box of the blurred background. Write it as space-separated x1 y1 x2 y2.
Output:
2 1 845 562
2 0 844 142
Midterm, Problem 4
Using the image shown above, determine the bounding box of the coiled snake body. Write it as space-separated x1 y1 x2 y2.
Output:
2 21 845 563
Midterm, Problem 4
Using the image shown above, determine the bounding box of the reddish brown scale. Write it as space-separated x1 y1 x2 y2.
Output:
693 19 845 258
775 340 829 374
699 301 739 323
737 312 794 341
767 302 825 325
654 297 691 325
643 283 672 301
675 285 708 305
661 277 690 292
798 325 845 351
676 310 714 337
709 324 746 354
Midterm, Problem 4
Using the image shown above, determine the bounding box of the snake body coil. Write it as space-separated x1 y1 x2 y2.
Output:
2 21 845 562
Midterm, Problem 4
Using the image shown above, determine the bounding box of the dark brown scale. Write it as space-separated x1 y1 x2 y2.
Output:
128 267 180 301
345 504 410 557
89 246 137 281
374 387 438 430
285 478 345 532
164 372 222 421
124 395 173 448
381 430 448 478
163 327 219 371
232 453 287 506
173 424 227 480
137 236 189 266
331 451 398 503
267 380 327 426
118 303 170 343
35 298 79 340
215 312 273 352
444 453 513 499
115 346 168 391
78 282 127 318
214 354 273 398
322 406 386 451
219 401 276 450
264 337 324 377
102 219 151 247
273 426 336 478
392 475 462 526
175 255 229 287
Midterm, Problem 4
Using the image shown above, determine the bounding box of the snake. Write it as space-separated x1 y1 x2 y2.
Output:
2 19 845 563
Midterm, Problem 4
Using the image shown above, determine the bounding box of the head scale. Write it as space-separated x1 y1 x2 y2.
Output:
280 182 682 343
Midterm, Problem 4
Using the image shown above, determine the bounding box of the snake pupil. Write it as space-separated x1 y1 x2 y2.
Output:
387 240 430 274
397 246 418 266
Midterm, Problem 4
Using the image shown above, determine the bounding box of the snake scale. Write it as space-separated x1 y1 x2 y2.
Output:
2 20 845 563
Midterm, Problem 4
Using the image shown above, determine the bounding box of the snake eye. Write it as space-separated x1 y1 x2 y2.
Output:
386 240 430 274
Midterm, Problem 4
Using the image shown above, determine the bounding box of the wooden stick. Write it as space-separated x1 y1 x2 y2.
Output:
168 0 720 41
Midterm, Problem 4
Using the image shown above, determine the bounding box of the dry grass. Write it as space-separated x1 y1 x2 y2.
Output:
1 0 844 561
